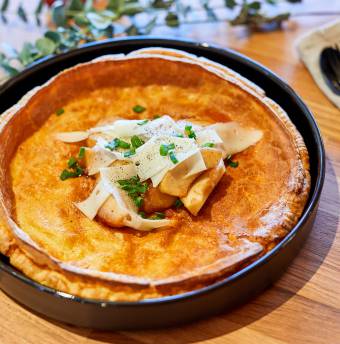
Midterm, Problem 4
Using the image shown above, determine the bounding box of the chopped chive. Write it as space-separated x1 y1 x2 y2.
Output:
78 147 85 159
229 161 239 168
123 149 136 157
184 125 196 139
117 175 148 209
151 212 166 220
138 211 147 219
60 169 75 181
117 139 130 149
169 151 178 164
160 143 175 156
225 155 239 168
56 108 64 116
105 138 131 151
67 157 77 168
153 115 161 120
202 142 215 148
176 133 184 138
60 167 83 181
133 105 146 113
134 196 143 208
174 199 184 209
131 135 144 149
137 119 148 126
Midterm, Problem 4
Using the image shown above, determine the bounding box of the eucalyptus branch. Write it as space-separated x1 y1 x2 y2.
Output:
0 0 303 79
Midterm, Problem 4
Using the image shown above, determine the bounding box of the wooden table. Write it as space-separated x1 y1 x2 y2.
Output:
1 1 340 343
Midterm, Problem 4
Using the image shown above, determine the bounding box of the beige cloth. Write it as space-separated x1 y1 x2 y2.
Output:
297 19 340 109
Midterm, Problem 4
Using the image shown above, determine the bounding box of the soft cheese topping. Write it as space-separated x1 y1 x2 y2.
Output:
56 114 263 231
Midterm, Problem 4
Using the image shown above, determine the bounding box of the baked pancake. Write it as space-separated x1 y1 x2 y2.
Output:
0 48 310 301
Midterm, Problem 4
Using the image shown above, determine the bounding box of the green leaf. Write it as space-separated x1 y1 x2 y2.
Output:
74 12 90 26
1 13 7 23
18 43 39 66
107 0 123 11
151 0 174 9
225 0 237 9
1 0 9 13
0 61 19 77
1 43 18 59
84 0 94 11
51 1 66 26
248 1 261 10
68 0 84 11
35 37 56 56
143 16 157 35
165 11 179 27
118 3 144 16
45 31 62 44
35 0 44 15
126 24 140 36
265 0 277 4
17 3 28 23
86 12 112 30
201 0 217 20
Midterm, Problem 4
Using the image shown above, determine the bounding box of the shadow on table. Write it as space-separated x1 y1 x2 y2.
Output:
50 157 339 343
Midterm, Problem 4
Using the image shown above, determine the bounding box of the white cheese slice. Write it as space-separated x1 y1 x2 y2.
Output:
209 122 263 157
151 149 206 187
85 147 118 176
196 129 223 146
88 119 143 137
100 169 174 231
89 116 182 141
150 167 169 187
55 131 89 143
132 136 197 181
74 180 110 220
182 150 207 177
135 115 182 138
99 163 137 184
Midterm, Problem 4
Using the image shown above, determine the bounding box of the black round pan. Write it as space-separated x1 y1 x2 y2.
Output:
0 37 325 330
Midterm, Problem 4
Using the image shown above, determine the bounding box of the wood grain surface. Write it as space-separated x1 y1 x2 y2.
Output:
0 1 340 343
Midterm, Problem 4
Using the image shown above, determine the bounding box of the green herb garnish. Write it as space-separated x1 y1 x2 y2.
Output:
150 212 165 220
60 150 85 181
176 133 184 138
184 125 196 139
174 199 184 209
60 163 84 181
131 135 144 149
138 211 147 219
133 105 146 113
153 115 161 120
160 143 175 156
202 142 215 148
169 151 178 164
67 156 77 168
123 148 136 157
105 138 131 151
117 176 148 208
225 155 239 168
56 108 64 116
78 147 85 159
137 119 148 125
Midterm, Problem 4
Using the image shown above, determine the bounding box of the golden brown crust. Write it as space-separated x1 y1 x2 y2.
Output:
0 49 310 300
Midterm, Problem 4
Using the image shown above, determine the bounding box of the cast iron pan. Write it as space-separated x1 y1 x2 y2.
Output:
0 37 325 330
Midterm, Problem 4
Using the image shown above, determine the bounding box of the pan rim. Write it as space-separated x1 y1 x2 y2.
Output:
0 36 325 307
